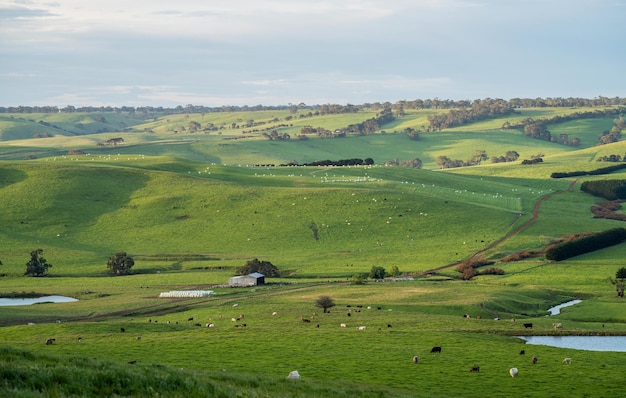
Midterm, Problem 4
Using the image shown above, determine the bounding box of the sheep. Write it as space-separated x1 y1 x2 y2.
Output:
412 356 419 364
340 323 347 328
553 322 563 329
509 367 518 377
45 338 55 345
563 357 572 364
357 326 367 331
531 356 538 364
272 312 277 316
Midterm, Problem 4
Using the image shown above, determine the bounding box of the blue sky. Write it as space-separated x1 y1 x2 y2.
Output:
0 0 624 107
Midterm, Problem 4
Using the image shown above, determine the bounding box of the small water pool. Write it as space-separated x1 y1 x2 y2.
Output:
520 335 626 352
0 295 78 307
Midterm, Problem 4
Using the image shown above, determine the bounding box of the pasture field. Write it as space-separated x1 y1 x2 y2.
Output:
1 106 626 396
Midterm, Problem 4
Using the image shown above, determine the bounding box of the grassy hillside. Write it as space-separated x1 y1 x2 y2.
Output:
2 106 626 396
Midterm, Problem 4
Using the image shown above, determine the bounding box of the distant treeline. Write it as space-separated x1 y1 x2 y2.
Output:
580 180 626 200
3 96 626 116
551 164 626 179
545 227 626 261
426 98 516 131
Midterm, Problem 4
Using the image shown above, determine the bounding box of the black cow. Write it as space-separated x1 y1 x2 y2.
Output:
430 346 442 353
523 323 533 329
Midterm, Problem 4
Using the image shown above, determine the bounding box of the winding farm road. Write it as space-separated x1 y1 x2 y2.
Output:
418 178 579 275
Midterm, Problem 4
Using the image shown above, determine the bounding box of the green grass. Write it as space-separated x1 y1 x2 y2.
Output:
2 106 626 396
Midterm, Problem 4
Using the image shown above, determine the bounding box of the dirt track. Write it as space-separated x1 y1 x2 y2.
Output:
418 179 579 275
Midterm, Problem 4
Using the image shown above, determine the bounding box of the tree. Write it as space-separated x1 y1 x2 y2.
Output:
107 252 135 275
314 295 336 313
369 266 386 280
25 249 52 277
389 265 401 278
610 267 626 298
237 258 279 277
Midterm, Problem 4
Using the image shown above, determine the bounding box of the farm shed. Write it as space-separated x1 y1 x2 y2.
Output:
229 272 265 287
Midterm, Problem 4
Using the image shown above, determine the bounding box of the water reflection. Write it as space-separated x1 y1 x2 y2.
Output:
547 299 582 315
0 295 78 307
520 335 626 352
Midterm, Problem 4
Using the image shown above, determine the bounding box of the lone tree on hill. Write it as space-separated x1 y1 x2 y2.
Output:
315 295 336 313
107 252 135 275
237 258 279 277
25 249 52 277
610 267 626 298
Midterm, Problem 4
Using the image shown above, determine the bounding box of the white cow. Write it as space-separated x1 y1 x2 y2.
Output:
562 358 572 364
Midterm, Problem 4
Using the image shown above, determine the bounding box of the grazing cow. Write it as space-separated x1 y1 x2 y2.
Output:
45 338 55 345
120 327 126 333
231 318 237 322
509 368 518 378
77 337 82 342
387 324 393 328
272 312 277 316
302 319 311 323
464 313 471 319
136 336 142 340
523 323 533 329
287 370 300 380
553 323 563 329
531 356 538 364
207 323 215 328
128 360 137 364
470 366 480 372
340 323 347 328
188 317 194 321
412 356 419 364
357 326 367 331
519 350 525 355
563 358 572 364
194 323 201 327
430 346 442 353
232 303 238 307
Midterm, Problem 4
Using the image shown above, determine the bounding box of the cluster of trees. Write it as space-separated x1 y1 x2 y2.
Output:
282 158 374 167
341 108 395 136
580 179 626 200
596 154 625 162
545 228 626 261
236 258 280 277
598 116 625 144
350 265 401 284
490 151 520 164
436 150 489 169
427 98 515 131
384 158 423 168
298 126 344 139
261 131 290 141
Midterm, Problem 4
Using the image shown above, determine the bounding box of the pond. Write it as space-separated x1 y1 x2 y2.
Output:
547 299 582 315
519 335 626 352
0 295 78 307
